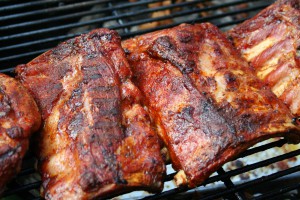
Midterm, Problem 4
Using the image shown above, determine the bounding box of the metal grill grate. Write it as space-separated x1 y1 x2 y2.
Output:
1 0 300 200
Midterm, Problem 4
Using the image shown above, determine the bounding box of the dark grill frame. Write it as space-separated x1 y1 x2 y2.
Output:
1 0 300 200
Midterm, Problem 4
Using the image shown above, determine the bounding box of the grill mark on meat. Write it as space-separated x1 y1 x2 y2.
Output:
0 91 11 118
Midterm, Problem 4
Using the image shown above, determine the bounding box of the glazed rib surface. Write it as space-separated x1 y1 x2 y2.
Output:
16 29 165 199
122 23 300 187
0 73 41 192
227 0 300 116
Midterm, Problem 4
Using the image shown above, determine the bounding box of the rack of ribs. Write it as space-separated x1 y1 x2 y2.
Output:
122 23 300 188
15 29 165 199
0 73 41 192
227 0 300 116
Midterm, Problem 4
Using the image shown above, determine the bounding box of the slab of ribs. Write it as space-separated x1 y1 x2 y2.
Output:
227 0 300 116
122 22 300 187
0 0 298 198
0 74 41 192
15 29 165 199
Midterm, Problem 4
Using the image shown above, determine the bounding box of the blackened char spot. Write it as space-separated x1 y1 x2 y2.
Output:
67 113 84 139
180 106 195 123
199 97 236 136
148 36 194 74
90 74 102 80
224 72 236 83
90 32 112 42
79 171 101 192
296 46 300 58
223 72 238 91
88 85 118 92
177 30 193 43
123 48 131 55
0 94 11 117
292 117 300 126
93 121 119 129
115 177 128 185
6 127 23 139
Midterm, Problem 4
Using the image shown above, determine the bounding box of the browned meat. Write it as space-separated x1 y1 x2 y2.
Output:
16 29 165 199
227 0 300 116
122 23 300 188
0 73 41 192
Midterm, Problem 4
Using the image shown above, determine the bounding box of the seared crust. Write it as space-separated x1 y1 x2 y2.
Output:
0 73 41 191
227 0 300 116
122 23 300 187
16 29 165 199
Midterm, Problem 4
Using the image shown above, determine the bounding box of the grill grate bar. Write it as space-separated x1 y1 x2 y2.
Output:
238 139 286 158
0 0 113 23
120 3 269 38
0 0 166 32
3 181 42 197
0 0 255 42
0 49 47 63
0 0 60 12
164 147 300 184
217 168 247 200
0 67 19 74
199 165 300 200
0 2 270 67
0 2 269 53
144 166 300 200
251 182 300 200
0 34 77 53
203 149 300 184
109 2 129 34
110 1 263 28
18 168 36 177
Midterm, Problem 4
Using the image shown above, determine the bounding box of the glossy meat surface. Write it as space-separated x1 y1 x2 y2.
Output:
0 73 41 192
122 23 300 187
16 29 165 199
227 0 300 116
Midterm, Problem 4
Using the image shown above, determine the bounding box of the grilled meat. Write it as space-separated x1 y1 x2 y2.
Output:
16 29 165 199
0 73 41 192
122 23 300 188
227 0 300 116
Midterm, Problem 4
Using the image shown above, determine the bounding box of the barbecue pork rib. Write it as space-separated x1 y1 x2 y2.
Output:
16 29 165 199
0 73 41 192
122 23 300 188
227 0 300 116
